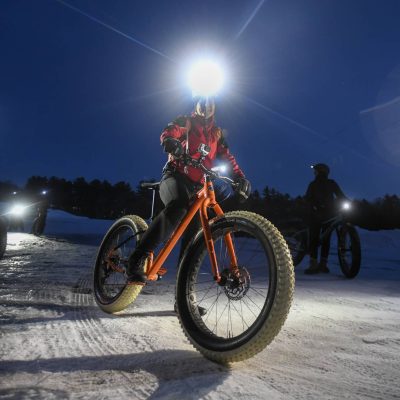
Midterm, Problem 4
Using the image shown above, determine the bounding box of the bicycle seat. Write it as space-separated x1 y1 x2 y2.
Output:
141 182 160 190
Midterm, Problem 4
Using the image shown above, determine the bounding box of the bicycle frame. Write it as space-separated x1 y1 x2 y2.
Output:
301 215 344 251
145 176 238 283
318 216 339 244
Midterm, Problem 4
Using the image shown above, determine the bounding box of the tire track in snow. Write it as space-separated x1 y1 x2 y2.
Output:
71 275 230 398
71 277 158 399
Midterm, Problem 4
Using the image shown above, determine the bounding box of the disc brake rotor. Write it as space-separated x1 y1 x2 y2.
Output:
220 267 251 301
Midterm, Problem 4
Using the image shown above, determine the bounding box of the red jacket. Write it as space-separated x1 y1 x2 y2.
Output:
160 114 245 184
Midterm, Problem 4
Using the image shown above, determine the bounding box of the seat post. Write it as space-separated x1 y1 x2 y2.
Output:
140 181 160 222
150 189 156 221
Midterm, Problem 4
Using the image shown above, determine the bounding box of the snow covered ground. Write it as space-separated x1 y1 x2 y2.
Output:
0 210 399 399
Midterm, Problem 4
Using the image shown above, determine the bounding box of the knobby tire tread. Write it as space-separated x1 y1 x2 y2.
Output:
177 211 295 364
0 231 6 260
93 215 148 314
338 224 361 279
281 226 307 266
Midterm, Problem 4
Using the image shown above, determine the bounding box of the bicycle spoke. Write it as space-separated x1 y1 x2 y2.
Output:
181 215 279 343
249 286 268 298
95 224 138 301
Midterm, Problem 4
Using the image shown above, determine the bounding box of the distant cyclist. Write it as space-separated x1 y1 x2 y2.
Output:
304 163 348 274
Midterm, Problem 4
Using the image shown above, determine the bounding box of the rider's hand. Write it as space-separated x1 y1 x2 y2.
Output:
234 177 251 203
162 137 184 158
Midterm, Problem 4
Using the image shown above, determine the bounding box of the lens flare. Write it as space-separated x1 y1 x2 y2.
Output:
10 205 26 216
187 60 224 97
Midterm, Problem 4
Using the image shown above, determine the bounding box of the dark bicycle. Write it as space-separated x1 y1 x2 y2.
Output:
31 213 47 236
282 203 361 278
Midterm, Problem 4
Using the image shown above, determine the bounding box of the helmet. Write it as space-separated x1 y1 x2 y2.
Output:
194 97 215 119
311 163 330 176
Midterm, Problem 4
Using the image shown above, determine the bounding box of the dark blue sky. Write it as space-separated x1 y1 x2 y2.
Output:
1 0 400 199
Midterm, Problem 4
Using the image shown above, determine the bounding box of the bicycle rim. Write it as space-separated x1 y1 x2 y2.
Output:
94 224 137 304
179 216 279 351
284 228 307 266
338 225 361 278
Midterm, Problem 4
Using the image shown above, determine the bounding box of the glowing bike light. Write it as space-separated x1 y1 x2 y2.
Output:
187 60 224 97
342 202 351 211
211 165 227 174
10 204 26 216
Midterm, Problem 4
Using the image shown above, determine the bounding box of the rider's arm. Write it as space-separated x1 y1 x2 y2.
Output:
305 182 318 211
305 183 313 203
160 115 188 144
215 129 245 178
160 116 190 159
331 180 347 201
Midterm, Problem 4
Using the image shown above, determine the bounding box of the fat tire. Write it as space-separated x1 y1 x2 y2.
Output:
0 218 7 260
176 211 295 364
338 224 361 279
281 226 308 266
93 215 148 313
32 218 45 236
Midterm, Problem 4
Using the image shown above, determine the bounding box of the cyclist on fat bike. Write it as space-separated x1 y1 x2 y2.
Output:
304 163 348 274
126 97 251 285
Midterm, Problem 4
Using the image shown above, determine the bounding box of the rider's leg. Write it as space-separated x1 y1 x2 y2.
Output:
175 213 208 316
126 172 195 284
319 224 332 273
178 214 200 262
305 221 320 274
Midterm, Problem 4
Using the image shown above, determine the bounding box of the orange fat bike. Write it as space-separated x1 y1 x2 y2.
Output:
93 153 295 363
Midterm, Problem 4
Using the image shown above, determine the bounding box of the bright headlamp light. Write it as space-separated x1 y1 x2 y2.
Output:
10 204 26 216
187 60 224 97
342 201 351 211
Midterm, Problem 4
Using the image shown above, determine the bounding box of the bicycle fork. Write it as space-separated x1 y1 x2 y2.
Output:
144 179 239 283
200 182 239 284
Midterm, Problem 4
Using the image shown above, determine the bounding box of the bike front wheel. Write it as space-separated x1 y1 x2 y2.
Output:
93 215 148 313
337 224 361 279
176 211 295 364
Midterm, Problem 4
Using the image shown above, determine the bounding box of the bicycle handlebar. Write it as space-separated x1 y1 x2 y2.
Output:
180 154 238 187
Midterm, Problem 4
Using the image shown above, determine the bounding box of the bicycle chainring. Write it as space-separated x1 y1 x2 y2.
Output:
105 248 125 274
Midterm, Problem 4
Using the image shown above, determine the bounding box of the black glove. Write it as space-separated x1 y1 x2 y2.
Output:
234 177 251 203
162 137 184 158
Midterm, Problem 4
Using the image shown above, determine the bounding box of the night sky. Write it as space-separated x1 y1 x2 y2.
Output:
1 0 400 200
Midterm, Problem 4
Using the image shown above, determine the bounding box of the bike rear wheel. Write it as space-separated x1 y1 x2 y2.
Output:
176 211 294 363
32 217 46 236
281 226 308 266
337 224 361 279
93 215 148 313
0 218 7 260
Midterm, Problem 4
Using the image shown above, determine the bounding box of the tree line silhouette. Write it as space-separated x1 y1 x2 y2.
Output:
0 176 399 230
